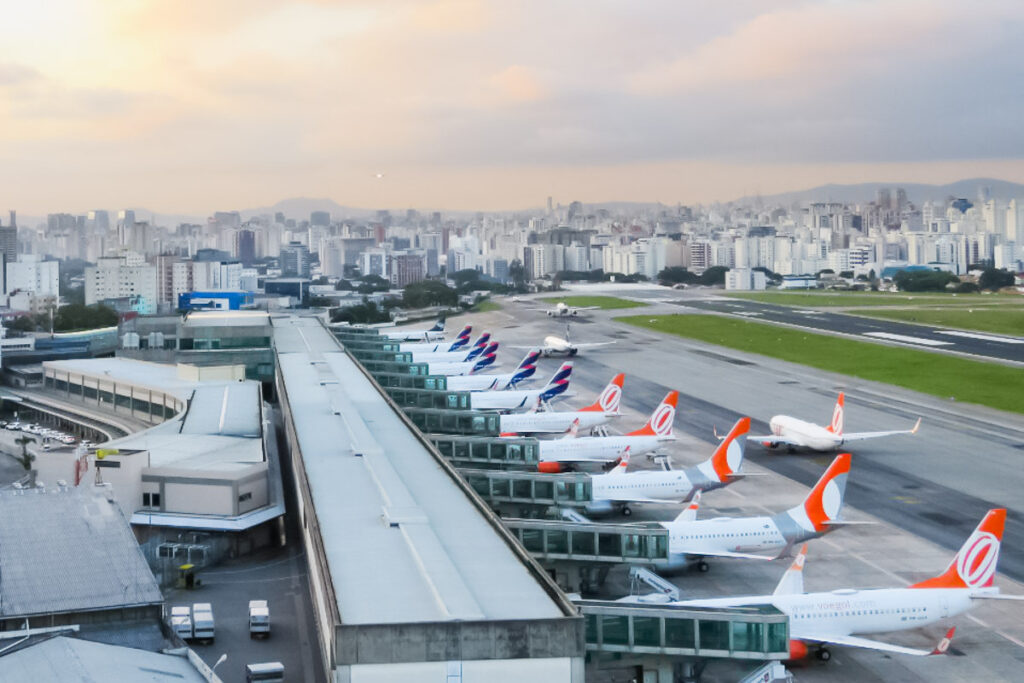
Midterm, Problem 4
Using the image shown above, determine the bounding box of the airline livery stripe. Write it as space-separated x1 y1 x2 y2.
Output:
934 330 1024 344
862 332 952 347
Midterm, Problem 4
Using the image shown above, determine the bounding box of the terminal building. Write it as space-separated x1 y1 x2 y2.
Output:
33 357 285 570
273 315 585 681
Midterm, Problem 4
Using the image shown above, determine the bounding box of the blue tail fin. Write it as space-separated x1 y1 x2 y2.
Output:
539 362 573 401
447 325 473 352
508 349 541 388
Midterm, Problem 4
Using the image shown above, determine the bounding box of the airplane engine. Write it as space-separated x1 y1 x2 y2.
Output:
787 640 809 660
537 462 563 473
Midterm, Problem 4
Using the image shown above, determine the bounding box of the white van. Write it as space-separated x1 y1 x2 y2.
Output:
192 603 215 643
170 606 193 640
245 662 284 683
249 600 270 638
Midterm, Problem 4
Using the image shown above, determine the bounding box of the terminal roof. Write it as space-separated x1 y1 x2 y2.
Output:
273 315 566 625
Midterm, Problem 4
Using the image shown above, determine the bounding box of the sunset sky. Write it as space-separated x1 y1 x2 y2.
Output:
3 0 1024 214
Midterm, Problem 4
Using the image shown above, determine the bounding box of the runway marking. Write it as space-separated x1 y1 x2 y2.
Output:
732 312 762 317
862 332 952 347
968 614 1024 650
934 330 1024 344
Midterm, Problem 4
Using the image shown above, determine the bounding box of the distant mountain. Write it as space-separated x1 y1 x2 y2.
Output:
735 178 1024 207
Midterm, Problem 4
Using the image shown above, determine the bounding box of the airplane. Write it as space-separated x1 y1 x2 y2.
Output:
380 318 447 342
537 391 678 472
665 509 1021 661
468 363 573 411
399 325 473 354
446 349 542 391
427 342 499 376
407 332 493 363
585 417 751 516
515 324 615 357
542 301 600 317
748 392 921 452
659 453 854 571
500 373 624 435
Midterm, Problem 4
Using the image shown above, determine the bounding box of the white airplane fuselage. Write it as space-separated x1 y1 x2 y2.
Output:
663 516 788 567
769 416 842 451
542 336 577 356
539 434 668 464
410 349 476 363
428 361 482 376
680 587 982 640
470 389 555 411
447 373 528 392
500 411 612 434
400 341 459 353
384 329 445 342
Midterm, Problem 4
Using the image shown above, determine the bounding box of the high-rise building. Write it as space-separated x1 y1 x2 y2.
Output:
280 242 311 278
0 226 17 263
390 251 425 288
85 255 158 314
310 211 331 227
5 255 59 297
235 229 256 266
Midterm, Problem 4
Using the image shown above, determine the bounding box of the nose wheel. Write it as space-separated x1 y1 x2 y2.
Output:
697 560 710 573
815 647 831 661
621 506 632 517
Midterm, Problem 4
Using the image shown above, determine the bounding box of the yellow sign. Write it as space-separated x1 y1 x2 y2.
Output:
95 448 120 460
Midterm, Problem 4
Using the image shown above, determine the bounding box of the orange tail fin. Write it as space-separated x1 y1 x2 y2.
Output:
628 391 678 437
911 509 1005 589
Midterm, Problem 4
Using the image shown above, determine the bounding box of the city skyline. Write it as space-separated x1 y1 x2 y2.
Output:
4 1 1024 213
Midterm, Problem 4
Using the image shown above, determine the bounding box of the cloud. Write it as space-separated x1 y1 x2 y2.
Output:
488 65 548 104
0 63 41 86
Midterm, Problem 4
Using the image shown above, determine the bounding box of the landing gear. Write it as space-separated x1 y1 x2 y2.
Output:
786 445 797 454
815 647 832 661
621 506 632 517
697 561 710 573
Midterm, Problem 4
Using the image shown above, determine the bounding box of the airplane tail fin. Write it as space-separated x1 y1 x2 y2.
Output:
430 319 445 332
508 349 541 388
772 544 809 596
611 446 631 475
580 373 624 413
671 491 701 524
471 343 499 373
825 392 845 435
911 508 1005 590
539 362 573 401
561 418 580 440
628 391 679 438
464 331 492 360
786 453 851 533
707 417 750 482
447 325 473 351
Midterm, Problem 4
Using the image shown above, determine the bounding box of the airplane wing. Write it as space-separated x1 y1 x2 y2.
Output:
746 434 800 446
792 628 954 657
840 419 921 442
571 341 616 348
690 549 775 561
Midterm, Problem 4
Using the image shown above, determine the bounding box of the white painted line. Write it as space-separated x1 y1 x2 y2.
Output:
934 330 1024 344
862 332 952 347
732 312 762 317
793 310 824 315
969 614 1024 650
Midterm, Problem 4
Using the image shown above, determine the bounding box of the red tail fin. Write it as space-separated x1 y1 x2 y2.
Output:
825 392 844 434
628 391 678 437
911 509 1005 589
709 417 750 481
580 373 624 413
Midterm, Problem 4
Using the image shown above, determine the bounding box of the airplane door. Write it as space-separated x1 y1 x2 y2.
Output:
939 595 950 618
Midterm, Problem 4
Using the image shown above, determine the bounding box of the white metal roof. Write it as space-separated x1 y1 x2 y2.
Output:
273 315 564 625
1 637 207 682
183 310 270 328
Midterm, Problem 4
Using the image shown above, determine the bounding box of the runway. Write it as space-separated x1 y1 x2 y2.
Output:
675 297 1024 364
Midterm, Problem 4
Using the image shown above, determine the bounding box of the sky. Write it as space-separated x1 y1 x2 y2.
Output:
3 0 1024 215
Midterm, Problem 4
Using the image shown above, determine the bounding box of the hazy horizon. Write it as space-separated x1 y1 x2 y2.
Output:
4 1 1024 214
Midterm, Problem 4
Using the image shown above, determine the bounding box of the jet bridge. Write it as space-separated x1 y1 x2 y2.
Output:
373 373 449 391
429 434 541 469
576 599 789 682
384 387 473 411
404 407 503 436
347 348 416 364
461 468 592 517
503 518 670 592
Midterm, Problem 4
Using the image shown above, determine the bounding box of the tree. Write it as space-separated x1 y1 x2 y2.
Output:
699 266 729 286
657 266 698 285
334 279 354 291
816 269 835 278
8 316 39 333
451 269 482 288
11 435 35 471
955 282 980 293
330 298 391 324
53 304 118 332
508 259 526 288
402 280 458 308
978 267 1015 291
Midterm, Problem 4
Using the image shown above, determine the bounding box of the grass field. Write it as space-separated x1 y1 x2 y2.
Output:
617 314 1024 414
853 308 1024 337
542 295 646 310
725 291 1023 308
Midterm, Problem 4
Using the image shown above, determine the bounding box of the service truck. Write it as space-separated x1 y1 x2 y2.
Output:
170 606 193 640
192 602 215 644
249 599 270 638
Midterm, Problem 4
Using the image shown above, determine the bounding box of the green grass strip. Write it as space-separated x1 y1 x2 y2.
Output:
541 295 646 310
617 314 1024 414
